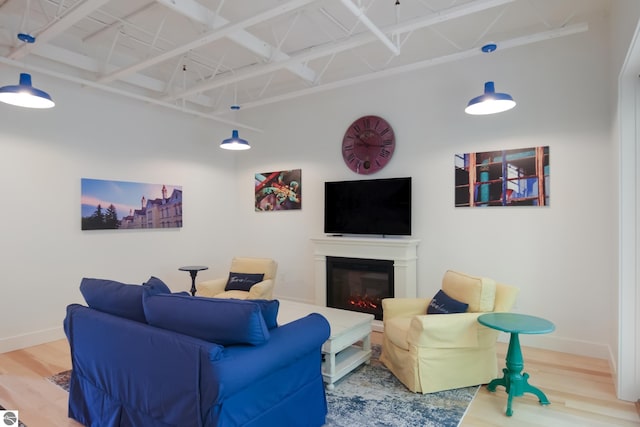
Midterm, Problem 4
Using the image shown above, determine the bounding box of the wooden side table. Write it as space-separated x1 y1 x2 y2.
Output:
477 312 555 417
178 265 208 296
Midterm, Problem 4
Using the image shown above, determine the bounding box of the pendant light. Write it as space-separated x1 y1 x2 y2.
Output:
465 44 515 115
0 33 55 109
220 105 250 150
0 72 55 109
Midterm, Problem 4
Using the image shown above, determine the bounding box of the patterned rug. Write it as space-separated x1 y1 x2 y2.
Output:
47 345 478 427
47 370 71 392
324 345 478 427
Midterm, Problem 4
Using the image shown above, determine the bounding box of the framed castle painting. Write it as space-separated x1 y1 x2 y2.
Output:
81 178 183 230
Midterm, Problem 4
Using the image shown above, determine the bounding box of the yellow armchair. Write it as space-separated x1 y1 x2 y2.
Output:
380 270 519 393
196 257 277 300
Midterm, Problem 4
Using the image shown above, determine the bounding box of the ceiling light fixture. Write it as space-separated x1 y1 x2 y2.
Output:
220 106 250 150
0 72 55 109
465 44 515 115
0 33 55 109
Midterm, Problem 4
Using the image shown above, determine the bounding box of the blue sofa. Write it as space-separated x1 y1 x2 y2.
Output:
64 277 330 427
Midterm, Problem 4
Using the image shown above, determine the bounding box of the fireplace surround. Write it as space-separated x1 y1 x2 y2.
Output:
312 236 420 329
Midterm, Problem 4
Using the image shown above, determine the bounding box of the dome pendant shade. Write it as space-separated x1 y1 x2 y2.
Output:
220 129 250 150
465 81 515 115
0 73 55 109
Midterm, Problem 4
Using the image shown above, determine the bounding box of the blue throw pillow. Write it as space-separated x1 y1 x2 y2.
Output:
225 272 265 292
142 293 270 346
143 276 172 295
251 299 280 329
427 289 469 314
79 278 146 323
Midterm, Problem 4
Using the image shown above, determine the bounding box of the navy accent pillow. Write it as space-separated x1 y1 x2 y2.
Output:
143 276 172 295
251 299 280 329
142 293 270 346
79 278 146 323
225 272 265 292
427 289 469 314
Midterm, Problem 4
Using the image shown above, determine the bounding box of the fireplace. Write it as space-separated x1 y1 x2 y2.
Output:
326 256 394 320
312 236 420 330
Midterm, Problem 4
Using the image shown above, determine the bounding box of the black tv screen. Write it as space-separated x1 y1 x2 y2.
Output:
324 177 412 236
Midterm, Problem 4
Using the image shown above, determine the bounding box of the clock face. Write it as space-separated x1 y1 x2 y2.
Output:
342 115 395 175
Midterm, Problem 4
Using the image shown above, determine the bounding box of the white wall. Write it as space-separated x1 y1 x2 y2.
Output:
234 11 616 359
0 6 623 368
610 0 640 403
0 71 240 352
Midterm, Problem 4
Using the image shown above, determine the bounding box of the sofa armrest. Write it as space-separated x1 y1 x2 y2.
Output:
382 298 431 320
247 279 274 299
197 278 227 297
211 313 330 397
64 304 224 426
407 312 483 349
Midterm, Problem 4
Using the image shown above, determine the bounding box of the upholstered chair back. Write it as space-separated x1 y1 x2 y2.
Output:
229 257 277 281
441 270 497 313
197 257 278 300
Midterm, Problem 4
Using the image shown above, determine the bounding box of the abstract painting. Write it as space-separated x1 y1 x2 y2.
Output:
255 169 301 211
455 146 549 207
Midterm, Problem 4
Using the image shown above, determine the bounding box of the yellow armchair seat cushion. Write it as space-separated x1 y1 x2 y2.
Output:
214 290 257 299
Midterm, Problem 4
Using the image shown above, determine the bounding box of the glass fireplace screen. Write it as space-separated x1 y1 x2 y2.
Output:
326 256 394 320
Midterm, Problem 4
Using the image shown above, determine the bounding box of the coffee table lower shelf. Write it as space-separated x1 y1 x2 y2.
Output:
276 300 374 390
323 345 371 390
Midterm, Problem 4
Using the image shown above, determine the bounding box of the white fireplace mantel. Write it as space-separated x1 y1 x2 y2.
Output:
311 236 420 308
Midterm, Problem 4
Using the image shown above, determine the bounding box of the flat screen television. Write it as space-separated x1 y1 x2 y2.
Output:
324 177 411 236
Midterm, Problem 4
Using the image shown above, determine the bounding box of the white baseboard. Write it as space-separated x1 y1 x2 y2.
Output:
498 332 612 360
0 327 66 354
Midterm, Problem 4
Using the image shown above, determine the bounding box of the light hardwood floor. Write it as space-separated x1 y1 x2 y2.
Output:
0 336 638 427
461 344 640 427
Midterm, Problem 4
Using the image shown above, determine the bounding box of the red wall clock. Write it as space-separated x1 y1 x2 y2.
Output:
342 115 395 174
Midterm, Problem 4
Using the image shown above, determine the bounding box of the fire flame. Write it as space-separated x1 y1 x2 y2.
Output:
348 294 380 310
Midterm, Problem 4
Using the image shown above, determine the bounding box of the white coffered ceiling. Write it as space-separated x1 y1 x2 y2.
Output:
0 0 609 124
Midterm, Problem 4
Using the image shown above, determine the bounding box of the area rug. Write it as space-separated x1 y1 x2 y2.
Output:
324 345 478 427
47 345 478 427
0 405 27 427
47 370 71 392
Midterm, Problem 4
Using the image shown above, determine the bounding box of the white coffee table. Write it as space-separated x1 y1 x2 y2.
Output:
277 299 374 390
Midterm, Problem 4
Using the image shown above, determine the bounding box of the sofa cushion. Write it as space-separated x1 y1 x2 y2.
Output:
427 289 469 314
143 276 172 295
252 299 279 329
225 272 265 292
142 293 270 346
442 270 496 312
80 278 147 323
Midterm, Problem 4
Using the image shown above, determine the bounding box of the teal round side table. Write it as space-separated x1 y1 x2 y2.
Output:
477 312 555 417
